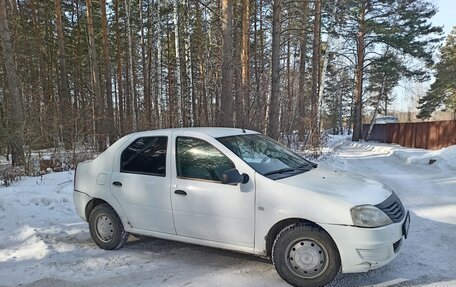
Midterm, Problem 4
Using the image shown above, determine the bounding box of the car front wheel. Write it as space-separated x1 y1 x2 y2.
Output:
272 223 340 287
89 203 129 250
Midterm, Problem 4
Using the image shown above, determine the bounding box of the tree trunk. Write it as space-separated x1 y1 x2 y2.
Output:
101 0 115 144
125 0 137 131
139 0 149 129
86 0 105 151
45 19 58 147
173 0 184 127
298 0 309 139
167 28 174 127
233 1 242 127
352 1 367 141
267 0 282 139
338 90 343 134
29 0 43 144
0 0 25 166
384 92 388 115
284 36 292 135
195 0 208 126
183 0 194 127
219 0 233 127
310 0 321 148
146 1 154 128
114 0 125 135
366 73 388 141
54 0 72 149
241 0 250 128
252 0 264 132
156 1 164 128
317 0 338 132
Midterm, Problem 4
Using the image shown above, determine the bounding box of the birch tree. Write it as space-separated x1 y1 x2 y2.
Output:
174 0 183 127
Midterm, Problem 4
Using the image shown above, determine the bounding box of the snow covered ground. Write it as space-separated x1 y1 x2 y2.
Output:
0 138 455 287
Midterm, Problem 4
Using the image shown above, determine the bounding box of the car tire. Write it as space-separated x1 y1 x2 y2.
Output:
272 223 340 287
89 203 129 250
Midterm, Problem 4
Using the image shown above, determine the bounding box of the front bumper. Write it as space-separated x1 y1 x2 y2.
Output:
321 212 409 273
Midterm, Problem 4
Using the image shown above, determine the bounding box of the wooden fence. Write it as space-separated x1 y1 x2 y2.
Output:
362 120 456 150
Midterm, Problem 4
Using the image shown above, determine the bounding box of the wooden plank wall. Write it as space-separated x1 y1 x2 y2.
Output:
362 120 456 150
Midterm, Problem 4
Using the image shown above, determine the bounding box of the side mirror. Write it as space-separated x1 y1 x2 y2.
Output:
220 168 249 185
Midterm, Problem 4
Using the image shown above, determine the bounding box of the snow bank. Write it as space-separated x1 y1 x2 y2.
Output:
322 138 456 287
0 172 92 285
390 144 456 170
325 135 456 171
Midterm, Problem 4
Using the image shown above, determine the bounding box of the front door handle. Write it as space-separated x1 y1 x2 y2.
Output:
174 190 187 196
112 181 122 187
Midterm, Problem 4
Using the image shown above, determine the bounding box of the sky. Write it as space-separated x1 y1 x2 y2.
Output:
432 0 455 37
391 0 455 113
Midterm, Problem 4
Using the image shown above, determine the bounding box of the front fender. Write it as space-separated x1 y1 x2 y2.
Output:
253 173 353 255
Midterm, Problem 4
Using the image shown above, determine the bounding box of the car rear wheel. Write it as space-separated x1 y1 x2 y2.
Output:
272 223 340 287
89 203 129 250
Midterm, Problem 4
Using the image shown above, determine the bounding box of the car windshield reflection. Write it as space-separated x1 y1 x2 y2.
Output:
217 134 316 179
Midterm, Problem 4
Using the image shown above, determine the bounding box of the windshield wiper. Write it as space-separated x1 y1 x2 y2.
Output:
296 162 316 171
263 168 296 176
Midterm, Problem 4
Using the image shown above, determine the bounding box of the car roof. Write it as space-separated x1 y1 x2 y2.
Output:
127 127 259 138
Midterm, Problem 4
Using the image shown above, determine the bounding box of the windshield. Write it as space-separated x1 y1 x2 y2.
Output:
217 134 316 179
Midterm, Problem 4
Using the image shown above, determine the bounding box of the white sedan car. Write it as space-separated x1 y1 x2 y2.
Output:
73 128 410 287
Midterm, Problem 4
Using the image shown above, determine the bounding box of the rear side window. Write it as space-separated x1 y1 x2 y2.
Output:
121 137 167 176
176 137 235 182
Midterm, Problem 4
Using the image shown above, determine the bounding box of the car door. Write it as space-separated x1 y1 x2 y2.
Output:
170 134 255 247
110 135 176 234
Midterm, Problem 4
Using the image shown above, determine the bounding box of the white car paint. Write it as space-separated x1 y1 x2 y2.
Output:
73 127 408 276
110 132 175 234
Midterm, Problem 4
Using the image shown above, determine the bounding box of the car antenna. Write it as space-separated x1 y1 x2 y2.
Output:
217 106 246 133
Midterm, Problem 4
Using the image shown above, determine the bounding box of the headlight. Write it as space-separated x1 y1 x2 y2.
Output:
351 205 392 227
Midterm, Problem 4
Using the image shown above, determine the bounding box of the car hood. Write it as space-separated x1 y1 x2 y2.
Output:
278 165 392 206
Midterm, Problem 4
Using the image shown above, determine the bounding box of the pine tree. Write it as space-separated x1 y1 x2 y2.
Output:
337 0 442 141
310 0 322 148
366 51 402 115
220 0 234 127
323 57 352 136
417 27 456 118
365 50 402 140
86 0 106 151
267 0 282 139
0 0 25 165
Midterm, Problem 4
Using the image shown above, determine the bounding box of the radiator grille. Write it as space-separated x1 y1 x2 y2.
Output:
376 193 405 223
393 239 402 253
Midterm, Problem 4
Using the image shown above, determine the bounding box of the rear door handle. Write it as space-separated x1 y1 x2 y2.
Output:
112 181 122 187
174 190 187 196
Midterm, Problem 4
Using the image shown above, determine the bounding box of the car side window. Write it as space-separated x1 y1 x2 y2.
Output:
121 136 167 176
176 137 235 182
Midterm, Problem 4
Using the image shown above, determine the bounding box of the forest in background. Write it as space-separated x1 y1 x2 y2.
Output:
0 0 448 171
